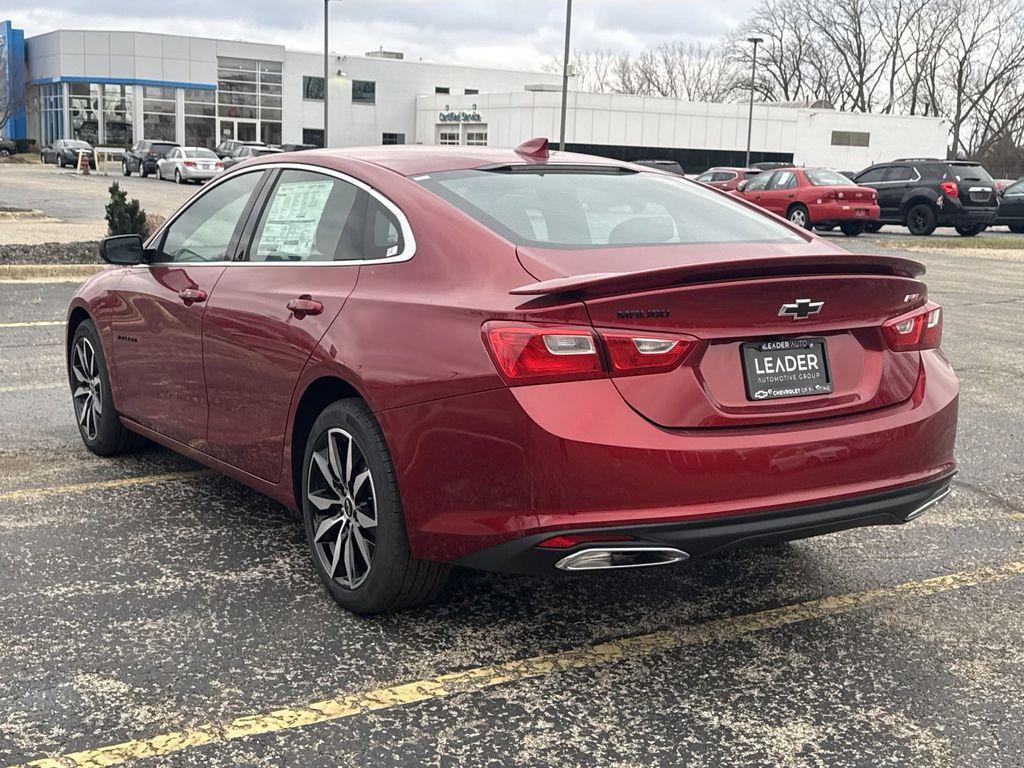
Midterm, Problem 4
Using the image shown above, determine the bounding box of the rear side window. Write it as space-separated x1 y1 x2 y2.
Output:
886 166 915 182
364 197 405 260
249 169 364 262
418 169 799 248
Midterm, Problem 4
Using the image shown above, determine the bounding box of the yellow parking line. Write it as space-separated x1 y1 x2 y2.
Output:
9 558 1024 768
0 383 62 394
0 320 64 329
0 470 213 502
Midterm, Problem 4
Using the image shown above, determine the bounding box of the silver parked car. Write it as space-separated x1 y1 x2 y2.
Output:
221 144 282 170
156 147 223 183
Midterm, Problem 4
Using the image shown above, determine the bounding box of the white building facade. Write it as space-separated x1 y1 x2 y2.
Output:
416 90 951 171
20 28 563 150
12 23 950 172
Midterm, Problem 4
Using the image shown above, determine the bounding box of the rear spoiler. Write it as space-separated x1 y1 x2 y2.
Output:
510 253 925 297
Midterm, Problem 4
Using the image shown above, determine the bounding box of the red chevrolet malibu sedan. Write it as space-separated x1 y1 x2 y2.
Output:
67 141 957 614
736 167 880 236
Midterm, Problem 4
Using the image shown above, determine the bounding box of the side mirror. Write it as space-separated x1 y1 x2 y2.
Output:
100 234 144 265
736 180 749 192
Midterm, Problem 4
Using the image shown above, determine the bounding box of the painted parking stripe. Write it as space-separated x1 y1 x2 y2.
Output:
0 470 213 502
0 383 63 394
8 558 1024 768
0 320 64 329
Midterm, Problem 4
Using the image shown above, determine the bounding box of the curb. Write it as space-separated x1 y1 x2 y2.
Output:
0 264 108 282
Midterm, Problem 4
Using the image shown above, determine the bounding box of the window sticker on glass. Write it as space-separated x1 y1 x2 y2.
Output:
256 180 334 260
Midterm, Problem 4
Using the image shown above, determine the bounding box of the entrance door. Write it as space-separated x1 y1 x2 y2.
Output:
218 120 258 143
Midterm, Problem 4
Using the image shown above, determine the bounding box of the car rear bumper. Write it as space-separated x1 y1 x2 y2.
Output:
453 471 955 573
810 200 879 225
937 201 997 226
381 349 958 566
180 167 220 180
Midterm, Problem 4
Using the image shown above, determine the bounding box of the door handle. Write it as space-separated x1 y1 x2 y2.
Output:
287 296 324 318
178 288 207 305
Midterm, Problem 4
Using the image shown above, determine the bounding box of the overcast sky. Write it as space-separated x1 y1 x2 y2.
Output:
8 0 758 70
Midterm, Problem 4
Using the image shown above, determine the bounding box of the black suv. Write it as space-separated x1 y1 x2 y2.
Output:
854 159 998 236
122 139 180 178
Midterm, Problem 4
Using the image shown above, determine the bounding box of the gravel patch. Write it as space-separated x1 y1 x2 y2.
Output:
0 241 102 265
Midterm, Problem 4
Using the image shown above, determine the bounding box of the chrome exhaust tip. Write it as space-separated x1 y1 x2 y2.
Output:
904 486 952 521
554 546 690 572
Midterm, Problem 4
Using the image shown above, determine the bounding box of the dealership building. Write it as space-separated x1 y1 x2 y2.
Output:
1 22 949 171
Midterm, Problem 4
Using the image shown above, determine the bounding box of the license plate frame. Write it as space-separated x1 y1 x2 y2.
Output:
741 337 833 401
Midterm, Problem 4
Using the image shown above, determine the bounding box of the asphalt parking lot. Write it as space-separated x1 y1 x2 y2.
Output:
1 233 1023 765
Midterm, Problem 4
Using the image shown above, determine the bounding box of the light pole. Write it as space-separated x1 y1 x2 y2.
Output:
744 36 763 168
323 0 339 147
558 0 573 151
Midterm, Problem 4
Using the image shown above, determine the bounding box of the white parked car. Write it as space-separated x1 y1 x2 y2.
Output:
156 147 223 184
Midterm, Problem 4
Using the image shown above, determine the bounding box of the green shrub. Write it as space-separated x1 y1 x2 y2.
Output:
105 182 148 237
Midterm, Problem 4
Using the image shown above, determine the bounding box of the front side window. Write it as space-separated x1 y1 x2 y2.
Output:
857 167 887 184
157 171 264 262
1004 180 1024 196
696 172 714 183
249 170 364 262
418 169 800 248
745 173 772 191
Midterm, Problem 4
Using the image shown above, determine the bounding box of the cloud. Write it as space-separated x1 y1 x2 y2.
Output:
5 0 758 69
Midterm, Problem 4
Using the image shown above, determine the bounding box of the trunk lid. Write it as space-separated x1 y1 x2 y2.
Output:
516 245 927 428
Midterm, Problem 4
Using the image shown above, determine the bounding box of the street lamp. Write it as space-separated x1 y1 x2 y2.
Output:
558 0 573 151
324 0 340 147
745 36 763 168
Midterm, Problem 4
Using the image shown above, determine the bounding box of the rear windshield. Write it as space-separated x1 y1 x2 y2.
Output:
67 141 90 149
185 148 217 158
417 168 801 248
943 163 994 183
152 143 177 154
806 169 852 186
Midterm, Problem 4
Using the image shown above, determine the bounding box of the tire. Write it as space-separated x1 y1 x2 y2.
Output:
1009 224 1024 234
0 148 10 157
864 222 882 233
814 224 836 232
840 222 866 237
787 204 811 230
175 169 183 184
69 320 146 456
905 203 937 236
140 165 149 178
122 160 131 177
955 224 985 237
57 156 65 168
301 398 450 615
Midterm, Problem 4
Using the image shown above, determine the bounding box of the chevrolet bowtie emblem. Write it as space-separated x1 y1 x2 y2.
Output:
778 298 824 320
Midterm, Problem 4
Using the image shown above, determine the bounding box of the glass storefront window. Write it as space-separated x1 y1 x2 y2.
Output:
184 88 217 149
69 82 100 144
143 85 176 142
216 56 285 146
103 83 133 146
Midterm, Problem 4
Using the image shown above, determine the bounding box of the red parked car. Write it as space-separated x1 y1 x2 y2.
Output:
695 166 761 191
67 141 958 614
736 167 880 236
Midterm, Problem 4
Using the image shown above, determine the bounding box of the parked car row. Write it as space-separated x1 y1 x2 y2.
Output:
36 137 304 185
692 156 1018 237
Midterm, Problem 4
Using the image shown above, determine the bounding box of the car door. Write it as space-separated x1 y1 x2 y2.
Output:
761 170 796 216
109 170 268 446
880 165 916 220
1001 180 1024 226
854 166 890 218
202 166 391 482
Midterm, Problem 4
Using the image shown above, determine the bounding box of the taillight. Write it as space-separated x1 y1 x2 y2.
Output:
599 331 698 376
484 323 604 385
215 161 224 168
939 180 959 198
483 322 699 385
184 160 196 168
882 301 942 351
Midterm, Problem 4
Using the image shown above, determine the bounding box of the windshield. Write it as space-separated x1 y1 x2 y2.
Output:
418 168 800 248
806 169 853 186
